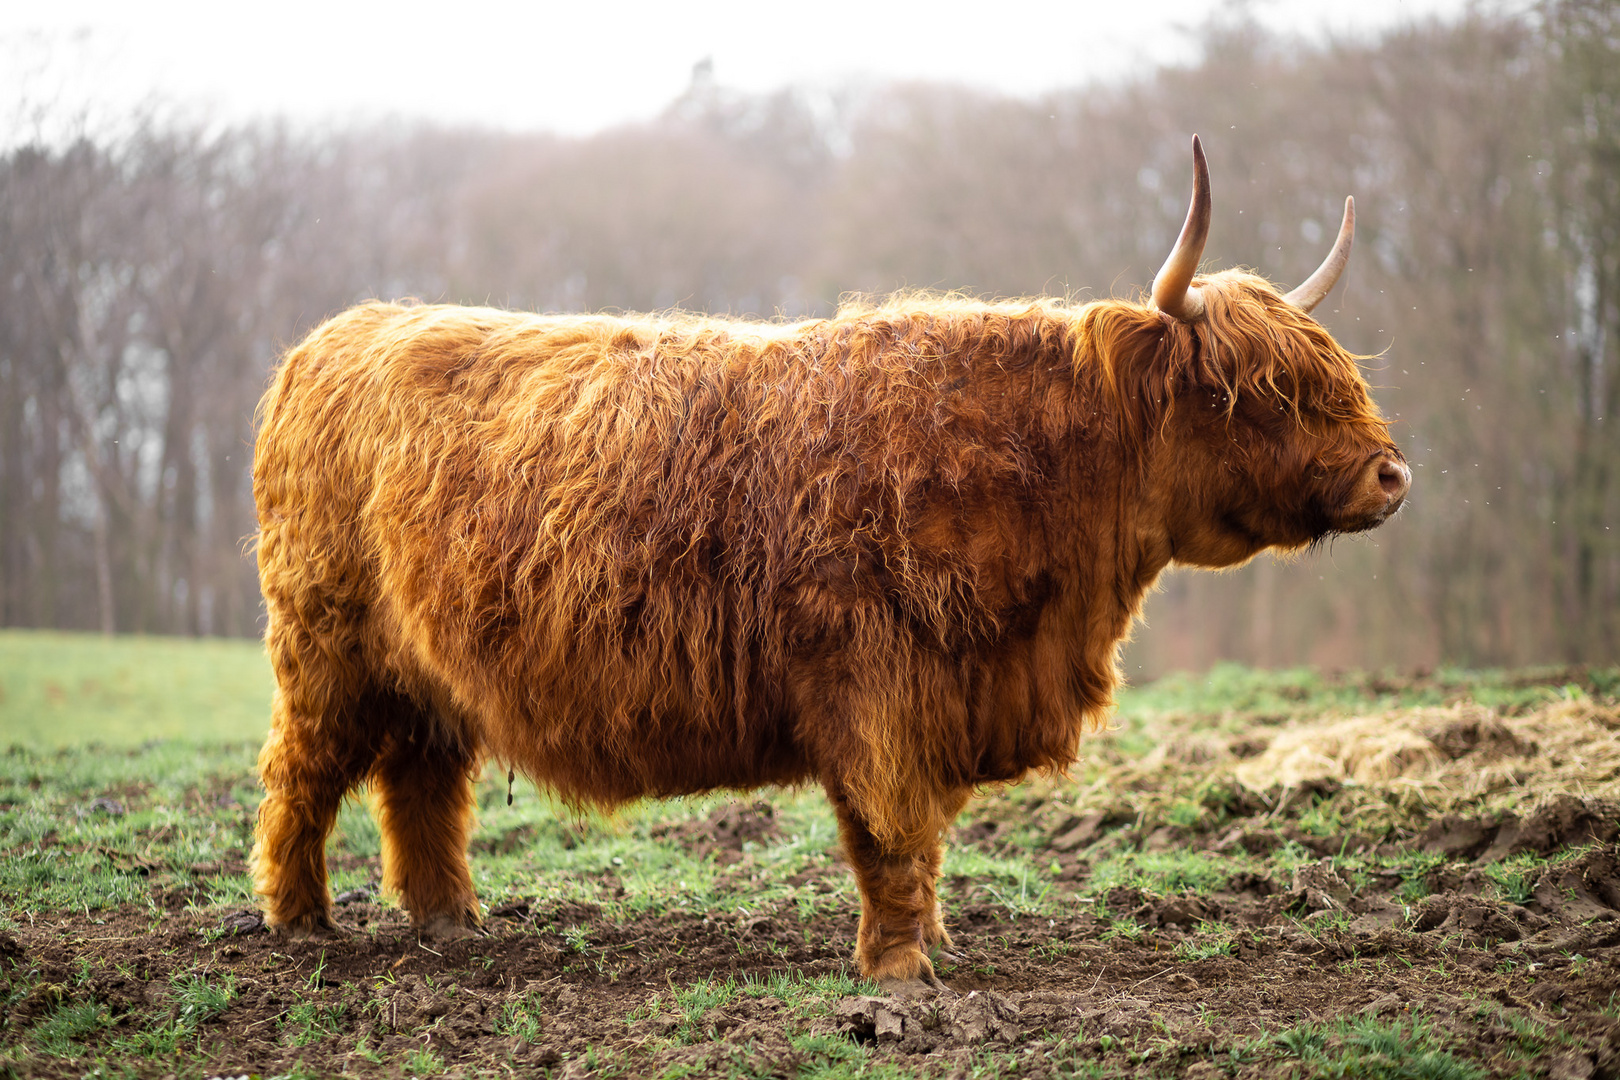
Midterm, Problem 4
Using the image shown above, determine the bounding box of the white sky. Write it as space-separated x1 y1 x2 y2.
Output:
5 0 1472 138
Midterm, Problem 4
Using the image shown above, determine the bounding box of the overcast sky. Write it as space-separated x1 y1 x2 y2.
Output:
6 0 1474 138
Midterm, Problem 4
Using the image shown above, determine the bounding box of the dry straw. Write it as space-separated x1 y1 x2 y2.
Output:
1228 699 1620 817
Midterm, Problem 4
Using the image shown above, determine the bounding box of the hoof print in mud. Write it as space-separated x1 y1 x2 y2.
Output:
837 991 1020 1050
1131 892 1220 929
418 913 484 941
275 920 343 942
1275 858 1355 919
1405 896 1535 944
1417 793 1620 863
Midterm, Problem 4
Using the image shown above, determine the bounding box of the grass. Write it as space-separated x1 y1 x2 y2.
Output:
1481 852 1546 905
740 969 879 1013
1174 921 1237 961
402 1047 447 1076
466 782 852 920
1 630 1616 1079
0 740 263 914
0 729 858 923
0 629 272 747
282 999 347 1046
1114 660 1620 726
1087 848 1237 897
170 970 238 1028
27 1000 114 1057
494 991 548 1043
1264 1013 1487 1080
672 975 743 1042
949 848 1058 917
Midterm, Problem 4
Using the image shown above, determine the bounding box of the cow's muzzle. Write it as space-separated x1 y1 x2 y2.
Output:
1376 455 1411 508
1366 452 1410 523
1339 451 1410 530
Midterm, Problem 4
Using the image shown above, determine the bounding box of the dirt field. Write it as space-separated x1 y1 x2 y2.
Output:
3 667 1619 1078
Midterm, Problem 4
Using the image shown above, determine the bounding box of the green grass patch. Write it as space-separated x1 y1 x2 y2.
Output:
0 741 262 914
1088 848 1237 897
0 630 272 747
1481 851 1546 906
469 783 845 920
672 975 743 1042
1265 1012 1486 1080
739 969 879 1014
26 1000 115 1057
946 847 1057 917
494 989 549 1043
282 998 347 1047
175 970 238 1024
401 1046 447 1076
783 1031 918 1080
1175 921 1237 961
107 972 238 1057
1115 661 1620 730
0 640 1609 1080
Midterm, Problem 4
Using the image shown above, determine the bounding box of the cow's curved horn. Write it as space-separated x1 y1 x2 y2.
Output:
1284 196 1355 313
1152 135 1212 322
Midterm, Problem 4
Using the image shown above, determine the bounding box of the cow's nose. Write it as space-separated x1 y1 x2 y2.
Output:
1377 457 1410 501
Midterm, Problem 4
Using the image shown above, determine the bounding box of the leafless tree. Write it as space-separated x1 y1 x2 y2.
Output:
0 2 1613 674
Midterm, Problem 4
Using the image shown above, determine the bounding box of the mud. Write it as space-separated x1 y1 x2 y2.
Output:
5 829 1619 1076
3 692 1620 1077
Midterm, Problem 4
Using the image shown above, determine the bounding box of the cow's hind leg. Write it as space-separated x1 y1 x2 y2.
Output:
826 782 972 995
253 681 379 938
370 713 482 939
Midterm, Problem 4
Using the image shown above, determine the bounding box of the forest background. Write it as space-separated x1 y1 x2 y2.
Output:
2 2 1616 679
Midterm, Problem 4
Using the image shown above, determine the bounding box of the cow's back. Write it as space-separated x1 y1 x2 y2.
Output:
254 299 1083 806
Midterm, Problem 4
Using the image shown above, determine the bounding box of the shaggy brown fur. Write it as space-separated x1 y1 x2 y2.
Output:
251 270 1406 989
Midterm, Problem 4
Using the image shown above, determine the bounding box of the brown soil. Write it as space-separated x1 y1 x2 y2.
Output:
4 697 1620 1078
7 826 1620 1077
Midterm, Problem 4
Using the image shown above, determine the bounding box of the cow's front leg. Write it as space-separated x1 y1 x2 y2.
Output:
826 783 971 994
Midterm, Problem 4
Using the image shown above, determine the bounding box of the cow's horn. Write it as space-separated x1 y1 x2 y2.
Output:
1152 135 1212 322
1284 196 1355 313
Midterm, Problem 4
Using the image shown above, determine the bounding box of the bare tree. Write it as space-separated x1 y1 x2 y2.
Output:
0 6 1614 675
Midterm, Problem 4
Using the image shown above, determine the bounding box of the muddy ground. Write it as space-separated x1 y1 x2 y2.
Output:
3 672 1619 1078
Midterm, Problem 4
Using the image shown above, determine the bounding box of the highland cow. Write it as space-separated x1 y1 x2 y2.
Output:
251 137 1408 993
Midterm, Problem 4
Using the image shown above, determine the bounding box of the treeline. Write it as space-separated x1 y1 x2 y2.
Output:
1 2 1615 675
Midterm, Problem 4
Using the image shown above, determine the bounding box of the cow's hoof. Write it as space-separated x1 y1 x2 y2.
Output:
419 912 483 941
865 945 950 997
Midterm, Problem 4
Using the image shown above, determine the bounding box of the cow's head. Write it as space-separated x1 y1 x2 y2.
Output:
1127 136 1410 568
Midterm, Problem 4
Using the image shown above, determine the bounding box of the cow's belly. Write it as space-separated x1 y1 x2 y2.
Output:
472 692 813 807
